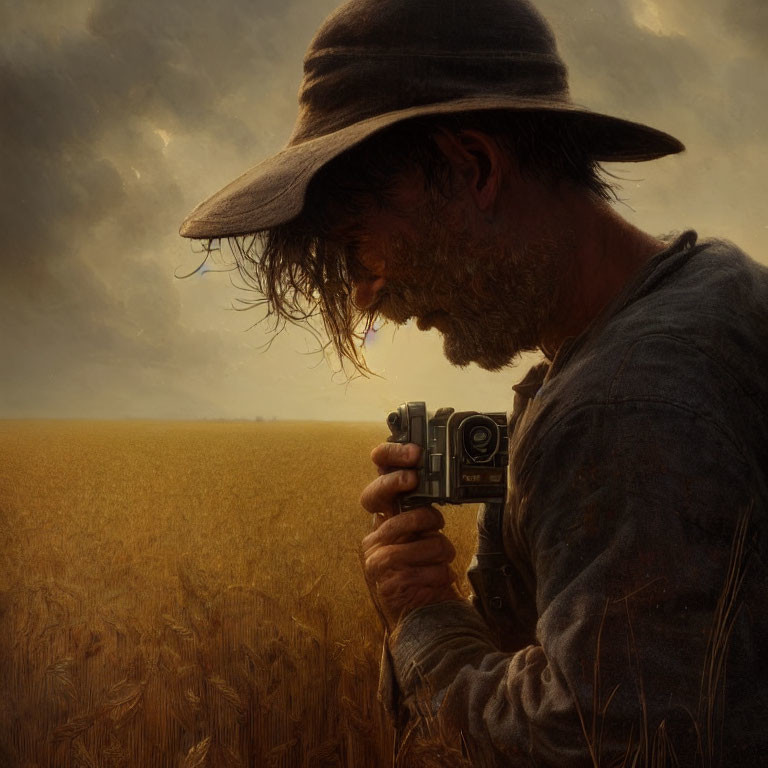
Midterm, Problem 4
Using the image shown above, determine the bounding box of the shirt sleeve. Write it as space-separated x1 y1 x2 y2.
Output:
388 392 755 767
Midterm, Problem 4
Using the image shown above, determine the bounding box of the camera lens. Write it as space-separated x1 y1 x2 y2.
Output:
459 415 500 463
470 426 492 448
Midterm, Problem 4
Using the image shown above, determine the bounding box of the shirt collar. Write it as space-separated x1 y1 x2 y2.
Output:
547 229 700 378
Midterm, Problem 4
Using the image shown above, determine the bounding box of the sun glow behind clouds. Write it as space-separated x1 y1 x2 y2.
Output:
629 0 680 36
154 128 172 148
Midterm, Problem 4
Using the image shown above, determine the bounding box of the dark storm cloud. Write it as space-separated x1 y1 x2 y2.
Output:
724 0 768 56
540 0 707 112
539 0 752 151
0 0 335 415
0 0 312 274
532 0 768 204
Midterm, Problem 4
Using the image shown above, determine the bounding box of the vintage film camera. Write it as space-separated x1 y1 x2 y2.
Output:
386 402 508 510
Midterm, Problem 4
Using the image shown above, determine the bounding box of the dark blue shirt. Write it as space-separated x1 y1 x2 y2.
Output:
390 231 768 766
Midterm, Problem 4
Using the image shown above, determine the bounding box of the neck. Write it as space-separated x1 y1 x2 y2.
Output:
528 189 667 357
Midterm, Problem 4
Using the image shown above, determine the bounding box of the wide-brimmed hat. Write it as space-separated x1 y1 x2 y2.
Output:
179 0 684 240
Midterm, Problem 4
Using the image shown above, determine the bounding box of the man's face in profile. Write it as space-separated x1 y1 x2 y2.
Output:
330 150 571 371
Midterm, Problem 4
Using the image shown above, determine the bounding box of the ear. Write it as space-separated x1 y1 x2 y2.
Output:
432 129 505 211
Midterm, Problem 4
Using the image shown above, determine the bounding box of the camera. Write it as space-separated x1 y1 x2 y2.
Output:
386 402 508 510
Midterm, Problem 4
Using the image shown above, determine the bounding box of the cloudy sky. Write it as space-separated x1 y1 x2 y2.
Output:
1 0 766 421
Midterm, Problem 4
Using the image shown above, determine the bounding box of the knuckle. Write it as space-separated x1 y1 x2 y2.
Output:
378 544 402 570
371 442 392 466
372 441 421 468
380 569 410 595
418 536 439 560
398 508 425 534
433 537 452 562
368 519 393 547
360 473 402 514
359 484 375 512
405 443 421 463
413 533 453 563
365 548 387 578
393 443 416 463
417 505 441 528
432 535 447 556
377 576 402 599
430 507 446 529
398 507 432 537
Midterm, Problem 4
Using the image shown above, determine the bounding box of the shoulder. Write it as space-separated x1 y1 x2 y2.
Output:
505 239 767 581
603 237 768 419
609 237 768 366
509 237 768 489
540 237 768 427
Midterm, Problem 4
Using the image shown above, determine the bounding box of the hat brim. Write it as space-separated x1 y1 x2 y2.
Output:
179 96 684 240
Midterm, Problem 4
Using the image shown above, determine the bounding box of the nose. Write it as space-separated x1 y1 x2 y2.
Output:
353 274 386 310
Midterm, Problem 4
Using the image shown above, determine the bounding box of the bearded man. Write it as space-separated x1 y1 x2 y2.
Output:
180 0 768 764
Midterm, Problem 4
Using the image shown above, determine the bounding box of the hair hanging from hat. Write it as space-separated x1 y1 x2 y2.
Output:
223 110 619 377
226 221 378 378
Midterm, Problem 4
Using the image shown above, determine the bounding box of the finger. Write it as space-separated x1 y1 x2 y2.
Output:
390 527 453 548
366 533 456 574
362 506 445 552
365 535 456 579
371 442 421 470
360 469 419 516
377 564 456 596
362 506 444 551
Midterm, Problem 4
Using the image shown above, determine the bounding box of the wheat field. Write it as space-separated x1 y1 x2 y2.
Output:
0 420 479 768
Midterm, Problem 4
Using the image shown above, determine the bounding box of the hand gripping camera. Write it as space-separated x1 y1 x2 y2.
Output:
386 402 509 510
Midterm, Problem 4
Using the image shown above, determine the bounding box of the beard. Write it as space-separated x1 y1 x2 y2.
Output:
371 211 572 371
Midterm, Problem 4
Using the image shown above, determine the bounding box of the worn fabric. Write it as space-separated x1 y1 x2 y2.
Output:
388 231 768 766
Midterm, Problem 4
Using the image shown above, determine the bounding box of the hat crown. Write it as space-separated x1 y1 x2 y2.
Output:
312 0 558 56
291 0 569 144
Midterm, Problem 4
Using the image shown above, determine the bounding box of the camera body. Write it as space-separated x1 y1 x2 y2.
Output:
386 402 508 510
